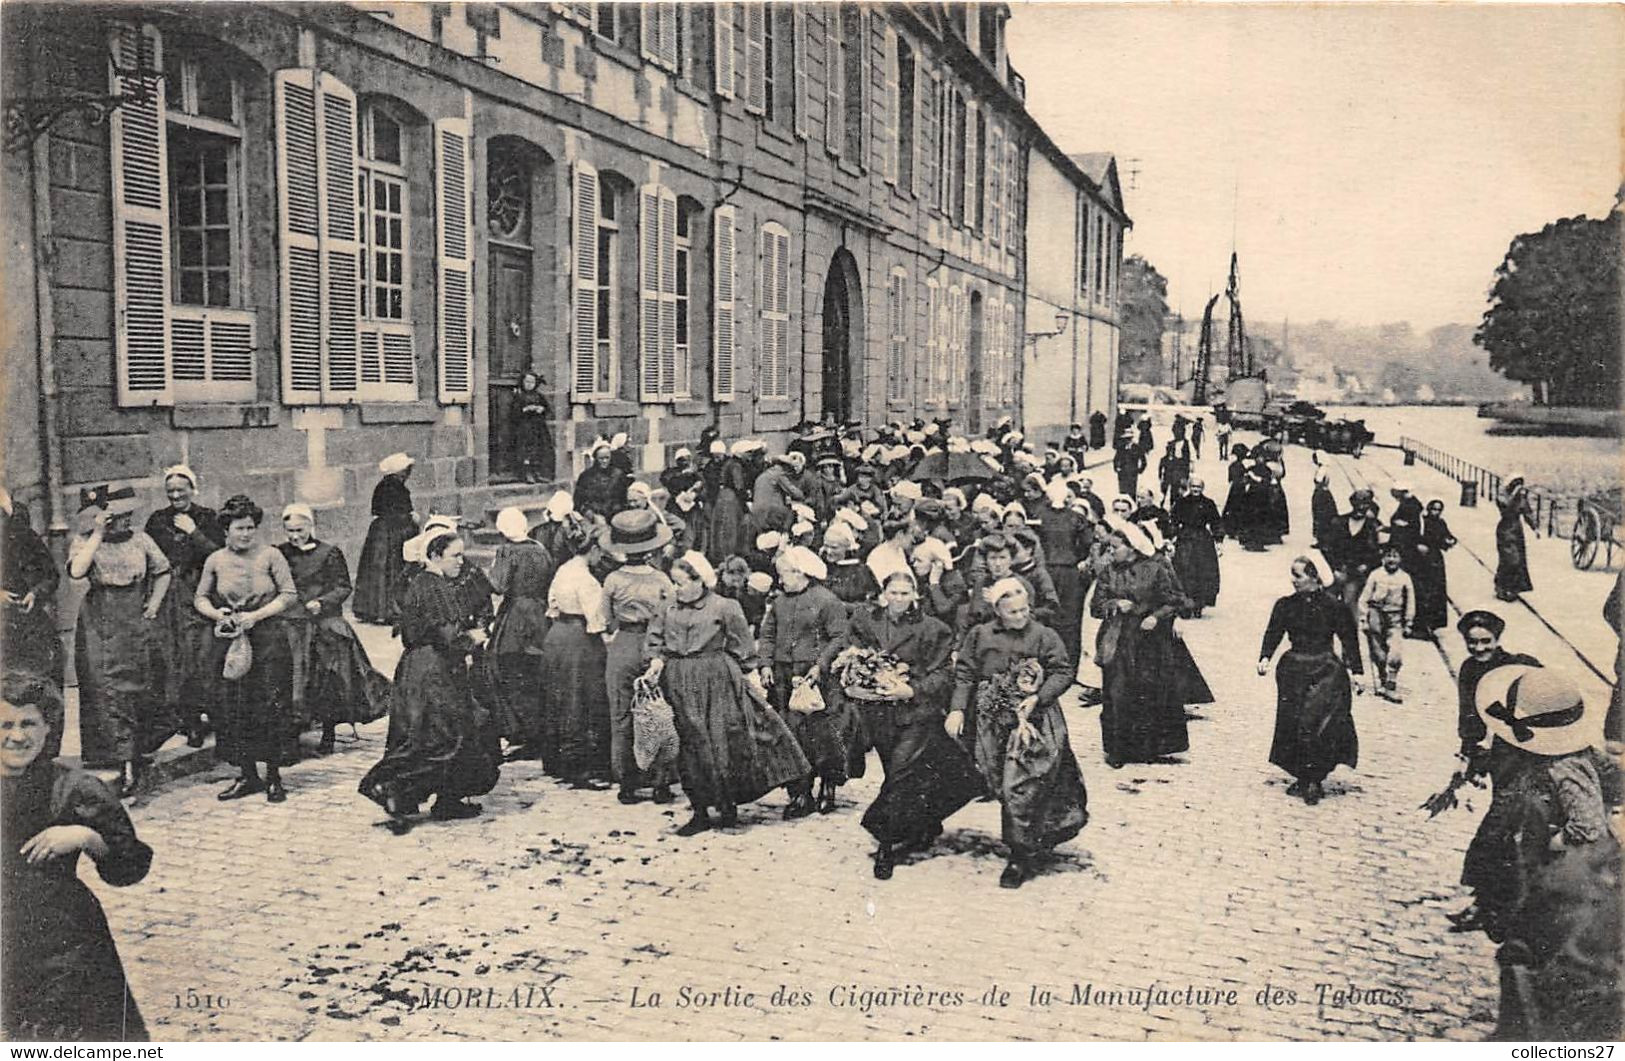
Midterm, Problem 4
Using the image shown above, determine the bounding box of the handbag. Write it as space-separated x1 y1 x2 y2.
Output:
788 676 826 714
221 628 253 680
630 675 679 772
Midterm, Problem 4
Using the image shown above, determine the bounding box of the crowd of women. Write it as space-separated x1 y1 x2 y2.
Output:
0 408 1618 1041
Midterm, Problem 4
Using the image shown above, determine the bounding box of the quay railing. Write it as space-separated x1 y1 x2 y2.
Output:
1399 436 1576 540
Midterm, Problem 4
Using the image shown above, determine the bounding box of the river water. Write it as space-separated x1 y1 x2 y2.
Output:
1323 405 1622 498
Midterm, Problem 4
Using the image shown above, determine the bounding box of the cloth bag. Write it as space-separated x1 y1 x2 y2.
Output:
631 675 680 772
220 626 253 680
788 676 826 714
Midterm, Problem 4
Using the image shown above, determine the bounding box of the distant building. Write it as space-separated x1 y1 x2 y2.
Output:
1021 148 1126 448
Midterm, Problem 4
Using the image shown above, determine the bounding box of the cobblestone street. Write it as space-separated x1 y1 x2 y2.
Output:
89 438 1524 1042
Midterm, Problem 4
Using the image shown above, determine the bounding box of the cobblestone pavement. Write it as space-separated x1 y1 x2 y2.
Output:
98 439 1506 1042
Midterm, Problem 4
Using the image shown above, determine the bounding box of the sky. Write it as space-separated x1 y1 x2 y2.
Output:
1007 2 1624 331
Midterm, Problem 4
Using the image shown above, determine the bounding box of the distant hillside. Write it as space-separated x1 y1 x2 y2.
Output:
1259 320 1525 404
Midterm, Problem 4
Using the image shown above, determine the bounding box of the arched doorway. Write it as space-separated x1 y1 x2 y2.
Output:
485 136 555 482
967 289 985 434
820 249 863 424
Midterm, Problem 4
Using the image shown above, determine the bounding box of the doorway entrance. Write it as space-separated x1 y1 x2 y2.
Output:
485 138 554 482
819 249 863 424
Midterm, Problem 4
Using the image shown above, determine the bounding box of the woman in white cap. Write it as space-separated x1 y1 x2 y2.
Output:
820 520 878 610
144 464 225 747
643 552 809 835
1494 472 1535 602
67 486 172 798
539 515 613 787
278 504 388 756
354 453 417 624
750 451 806 537
759 546 853 818
486 507 557 761
359 528 500 832
949 579 1086 888
1257 554 1365 806
600 510 676 804
1169 478 1224 618
574 440 629 520
1089 518 1194 769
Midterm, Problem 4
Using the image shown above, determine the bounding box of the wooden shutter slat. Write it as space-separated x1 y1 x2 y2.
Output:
659 189 678 396
275 68 322 403
714 4 736 98
109 22 172 406
745 4 766 113
712 206 736 400
639 184 662 400
572 160 600 398
316 74 360 401
435 117 474 403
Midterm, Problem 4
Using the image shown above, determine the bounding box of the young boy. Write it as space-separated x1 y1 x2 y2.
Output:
1359 542 1415 701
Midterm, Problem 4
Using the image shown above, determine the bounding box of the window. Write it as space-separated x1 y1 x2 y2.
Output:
841 5 864 162
165 49 241 309
745 4 767 114
640 3 680 71
759 222 791 400
713 206 737 399
639 182 682 402
675 204 694 397
357 104 408 324
791 5 808 137
987 123 1003 243
596 181 619 395
595 3 617 41
921 68 941 207
921 277 940 404
823 8 843 156
1004 134 1017 249
886 268 909 402
1077 199 1089 296
972 108 986 231
949 91 966 224
979 6 1001 65
571 162 620 399
1095 212 1107 303
897 39 916 193
714 3 736 97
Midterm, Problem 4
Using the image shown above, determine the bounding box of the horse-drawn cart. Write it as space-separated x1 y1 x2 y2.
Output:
1570 486 1621 570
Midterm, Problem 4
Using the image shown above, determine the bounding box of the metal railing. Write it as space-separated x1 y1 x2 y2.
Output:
1400 436 1576 540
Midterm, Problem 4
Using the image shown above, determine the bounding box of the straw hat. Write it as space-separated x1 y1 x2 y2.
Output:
604 509 673 556
1475 665 1602 758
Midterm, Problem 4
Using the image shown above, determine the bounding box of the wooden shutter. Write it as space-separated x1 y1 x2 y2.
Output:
745 4 766 113
792 5 808 138
964 102 978 231
1005 135 1018 252
759 225 790 400
882 26 898 182
571 160 600 398
909 57 922 197
920 70 938 207
712 206 736 400
316 75 360 401
987 123 1004 244
658 189 678 395
275 68 322 404
109 22 172 406
435 118 474 403
639 184 662 400
714 3 736 98
659 4 679 69
640 2 657 61
824 9 841 154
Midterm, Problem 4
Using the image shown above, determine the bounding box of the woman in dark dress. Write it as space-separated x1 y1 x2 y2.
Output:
574 441 629 520
487 507 556 760
538 515 612 786
143 465 224 747
510 372 555 483
277 505 388 755
359 530 500 833
194 496 298 803
353 454 418 624
704 451 752 565
1090 519 1202 767
1036 482 1092 667
1495 474 1535 601
642 552 810 836
2 678 152 1041
67 487 172 797
851 570 981 880
1257 555 1364 805
949 579 1087 889
1170 478 1224 615
2 494 65 754
1412 499 1456 635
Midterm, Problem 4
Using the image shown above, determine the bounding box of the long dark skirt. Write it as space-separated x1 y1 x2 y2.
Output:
1048 563 1085 668
1173 531 1221 608
287 617 389 729
663 650 809 809
860 698 984 845
1268 649 1357 783
537 616 610 780
973 692 1089 858
1413 553 1449 631
2 883 146 1041
606 625 676 786
1496 517 1533 597
74 585 157 767
770 661 858 786
705 487 749 565
359 644 499 810
151 567 209 737
353 516 415 623
1097 616 1192 763
204 620 295 769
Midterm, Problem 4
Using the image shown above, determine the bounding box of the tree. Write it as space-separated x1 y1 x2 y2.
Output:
1117 255 1170 385
1475 212 1621 407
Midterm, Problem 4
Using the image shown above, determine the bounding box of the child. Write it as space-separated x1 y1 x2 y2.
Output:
1358 542 1415 701
717 556 769 635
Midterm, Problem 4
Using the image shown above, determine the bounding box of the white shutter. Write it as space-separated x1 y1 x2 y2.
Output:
920 70 938 206
964 102 978 230
638 184 661 400
745 4 766 114
658 189 678 396
824 10 841 154
572 161 601 398
1005 135 1018 252
882 26 898 183
714 3 736 98
659 4 679 69
938 83 953 215
792 4 808 138
771 228 790 399
712 206 736 400
909 57 922 197
758 226 775 398
987 124 1003 244
435 118 474 403
317 74 360 401
109 22 172 406
275 68 322 404
641 2 657 61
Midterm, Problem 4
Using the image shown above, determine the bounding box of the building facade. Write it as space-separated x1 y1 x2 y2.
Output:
1021 148 1126 449
3 2 1118 563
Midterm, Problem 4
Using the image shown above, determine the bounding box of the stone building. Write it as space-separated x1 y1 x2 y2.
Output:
1021 148 1127 450
2 2 1121 565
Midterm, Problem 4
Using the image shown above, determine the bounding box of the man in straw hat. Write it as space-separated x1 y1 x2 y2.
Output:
601 510 678 804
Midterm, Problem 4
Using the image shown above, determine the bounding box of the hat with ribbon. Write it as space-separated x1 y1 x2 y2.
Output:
78 483 139 516
1475 665 1602 757
605 508 674 556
